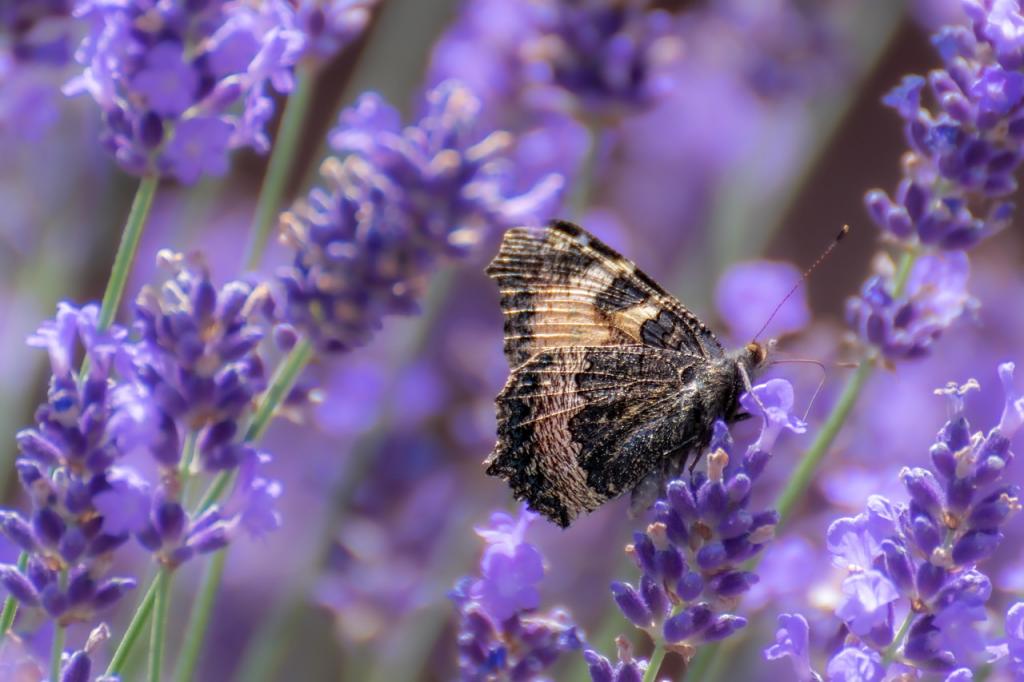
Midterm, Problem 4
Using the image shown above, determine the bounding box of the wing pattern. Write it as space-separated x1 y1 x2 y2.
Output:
485 221 745 526
485 220 723 368
486 346 728 527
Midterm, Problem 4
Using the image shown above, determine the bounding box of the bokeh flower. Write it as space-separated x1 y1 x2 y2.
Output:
276 79 563 354
451 506 583 680
65 0 304 182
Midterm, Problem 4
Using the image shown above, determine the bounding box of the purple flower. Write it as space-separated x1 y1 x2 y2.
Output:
866 0 1024 249
1 0 72 66
65 0 303 182
474 510 545 621
608 379 803 661
276 80 563 354
585 637 649 682
0 304 138 624
825 646 885 682
451 506 582 680
519 0 682 117
835 571 898 647
715 260 811 342
292 0 377 63
764 613 821 682
815 364 1021 675
846 251 974 361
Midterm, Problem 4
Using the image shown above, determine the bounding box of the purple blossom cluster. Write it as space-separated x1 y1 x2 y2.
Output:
275 79 563 354
291 0 377 65
866 1 1024 250
767 362 1024 680
0 304 137 626
518 0 681 118
65 0 304 183
430 0 681 120
451 508 583 680
0 254 283 635
2 0 72 65
851 0 1024 361
1 0 74 139
609 379 806 661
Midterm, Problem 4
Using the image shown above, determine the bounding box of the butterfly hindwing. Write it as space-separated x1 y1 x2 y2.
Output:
485 220 724 368
486 345 735 527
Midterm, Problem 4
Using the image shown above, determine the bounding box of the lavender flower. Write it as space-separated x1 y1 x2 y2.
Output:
852 1 1024 363
1 0 73 65
584 637 648 682
65 0 303 182
451 507 583 680
291 0 376 64
864 1 1024 249
0 304 137 624
276 80 563 354
611 379 805 661
846 251 974 361
118 251 280 566
769 363 1023 677
764 613 820 682
520 0 682 118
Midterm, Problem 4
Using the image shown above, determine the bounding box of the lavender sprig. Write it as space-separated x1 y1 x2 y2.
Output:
66 0 303 183
276 79 562 354
610 379 805 678
451 507 584 680
767 362 1024 679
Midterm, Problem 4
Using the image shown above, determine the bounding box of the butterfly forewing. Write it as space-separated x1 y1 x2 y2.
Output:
485 220 723 367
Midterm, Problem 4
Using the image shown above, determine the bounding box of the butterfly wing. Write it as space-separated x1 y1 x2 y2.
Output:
485 220 724 368
486 345 720 527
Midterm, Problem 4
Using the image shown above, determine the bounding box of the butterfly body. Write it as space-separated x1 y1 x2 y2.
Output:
485 220 767 527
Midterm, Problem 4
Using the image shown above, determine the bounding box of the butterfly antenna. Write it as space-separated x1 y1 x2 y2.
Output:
751 224 850 343
770 358 828 421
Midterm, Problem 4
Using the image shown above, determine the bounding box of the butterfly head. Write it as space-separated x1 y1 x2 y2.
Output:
743 340 772 370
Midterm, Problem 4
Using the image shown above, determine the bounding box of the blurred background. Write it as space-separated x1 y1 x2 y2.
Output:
3 0 1024 680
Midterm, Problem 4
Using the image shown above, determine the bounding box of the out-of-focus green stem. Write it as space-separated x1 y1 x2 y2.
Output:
247 338 314 442
641 639 667 682
50 622 66 682
105 577 158 675
242 70 317 271
775 358 873 522
98 176 158 331
172 550 226 682
883 611 914 665
148 568 172 682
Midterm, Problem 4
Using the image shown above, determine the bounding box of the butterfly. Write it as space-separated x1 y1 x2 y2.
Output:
484 220 768 527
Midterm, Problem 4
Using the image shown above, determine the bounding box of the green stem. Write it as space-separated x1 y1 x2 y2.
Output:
882 611 914 665
98 176 158 331
775 358 874 523
106 572 159 674
0 551 28 643
172 550 226 682
246 339 314 442
148 568 172 682
51 623 66 682
178 432 200 505
642 637 667 682
569 122 605 220
242 70 317 271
